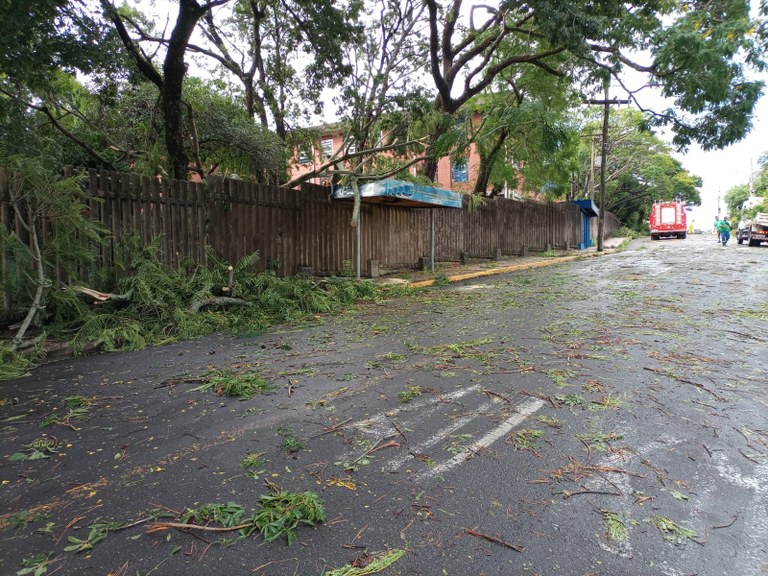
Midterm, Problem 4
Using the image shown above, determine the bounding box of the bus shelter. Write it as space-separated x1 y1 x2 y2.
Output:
569 199 600 249
333 179 463 278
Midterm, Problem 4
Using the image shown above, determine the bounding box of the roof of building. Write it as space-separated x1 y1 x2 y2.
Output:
569 199 600 217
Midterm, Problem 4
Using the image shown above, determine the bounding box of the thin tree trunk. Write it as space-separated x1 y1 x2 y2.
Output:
473 127 508 195
420 117 451 182
12 208 45 350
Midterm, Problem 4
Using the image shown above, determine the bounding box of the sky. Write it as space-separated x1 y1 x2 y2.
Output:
671 95 767 229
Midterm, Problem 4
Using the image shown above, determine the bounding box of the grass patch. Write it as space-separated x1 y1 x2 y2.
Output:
434 273 450 286
324 549 406 575
190 368 275 399
418 338 495 364
555 393 585 407
545 368 573 387
398 385 424 403
576 430 624 451
602 510 632 543
535 415 561 428
276 426 306 453
589 393 623 410
240 452 267 479
508 429 545 451
645 515 696 544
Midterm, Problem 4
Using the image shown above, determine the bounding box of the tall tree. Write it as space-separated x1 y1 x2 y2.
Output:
420 0 567 180
467 54 579 196
283 0 432 190
420 0 766 181
100 0 231 179
190 0 361 139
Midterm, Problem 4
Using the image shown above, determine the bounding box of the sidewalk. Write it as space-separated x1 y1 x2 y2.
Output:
377 237 628 287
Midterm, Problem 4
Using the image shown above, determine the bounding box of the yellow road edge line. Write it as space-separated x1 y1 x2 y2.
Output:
408 249 616 288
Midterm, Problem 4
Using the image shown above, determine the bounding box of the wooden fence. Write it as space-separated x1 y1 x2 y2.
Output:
1 169 619 312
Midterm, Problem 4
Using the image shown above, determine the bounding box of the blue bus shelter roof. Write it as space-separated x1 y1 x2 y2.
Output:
333 178 463 209
569 199 600 217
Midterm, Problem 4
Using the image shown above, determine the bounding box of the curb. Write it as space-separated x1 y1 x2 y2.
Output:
408 247 620 288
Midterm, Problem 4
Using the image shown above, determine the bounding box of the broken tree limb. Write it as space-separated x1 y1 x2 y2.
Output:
642 367 726 401
482 389 512 403
562 489 622 500
463 527 523 552
713 515 738 529
311 417 353 437
146 521 253 535
74 286 134 302
12 208 47 350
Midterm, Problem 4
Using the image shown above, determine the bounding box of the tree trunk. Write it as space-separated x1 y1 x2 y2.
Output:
12 208 45 351
420 111 454 183
162 1 208 180
473 127 508 195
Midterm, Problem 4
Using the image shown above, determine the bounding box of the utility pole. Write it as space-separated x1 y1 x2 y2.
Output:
585 80 630 251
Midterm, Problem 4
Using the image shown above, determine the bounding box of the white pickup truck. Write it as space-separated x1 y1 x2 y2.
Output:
737 212 768 246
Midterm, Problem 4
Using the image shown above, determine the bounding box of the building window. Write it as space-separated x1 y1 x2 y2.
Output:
452 158 468 183
320 137 334 159
297 145 311 165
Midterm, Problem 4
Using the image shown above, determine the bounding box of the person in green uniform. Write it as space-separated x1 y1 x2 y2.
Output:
716 216 731 246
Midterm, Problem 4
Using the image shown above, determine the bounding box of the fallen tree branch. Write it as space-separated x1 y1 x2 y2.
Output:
463 527 523 552
11 206 46 350
482 389 512 403
562 489 622 500
311 417 354 437
146 521 252 535
713 515 738 529
74 286 134 303
643 367 726 401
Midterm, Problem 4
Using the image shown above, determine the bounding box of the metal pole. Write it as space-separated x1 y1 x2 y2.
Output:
431 209 435 272
590 136 595 200
597 81 609 252
585 85 629 252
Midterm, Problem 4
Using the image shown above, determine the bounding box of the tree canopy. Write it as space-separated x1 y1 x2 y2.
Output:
0 0 765 196
571 108 702 230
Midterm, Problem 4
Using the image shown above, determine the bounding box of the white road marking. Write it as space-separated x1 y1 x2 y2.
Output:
352 384 482 438
712 452 768 570
382 400 496 472
415 398 545 481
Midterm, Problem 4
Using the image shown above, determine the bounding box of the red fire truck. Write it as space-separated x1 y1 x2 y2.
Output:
649 200 687 240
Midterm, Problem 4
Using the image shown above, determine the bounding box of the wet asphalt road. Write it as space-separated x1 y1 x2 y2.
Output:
1 233 767 576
